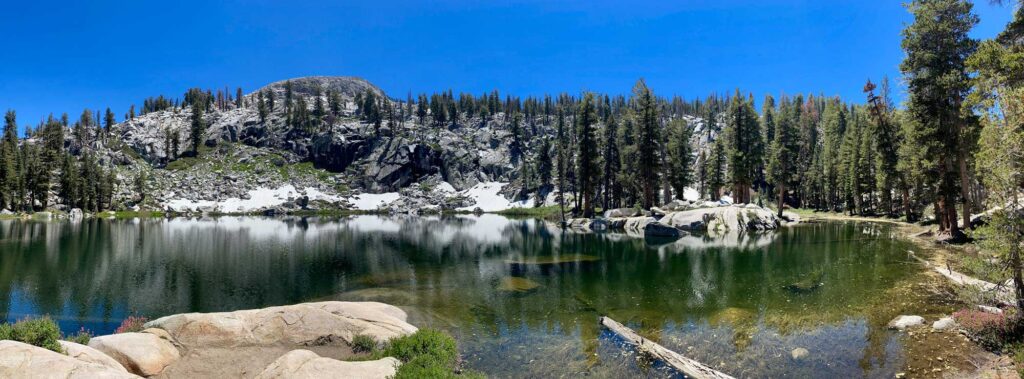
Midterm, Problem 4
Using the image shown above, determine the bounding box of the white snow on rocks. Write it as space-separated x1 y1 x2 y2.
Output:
165 185 343 213
347 192 401 210
683 187 700 201
457 182 528 212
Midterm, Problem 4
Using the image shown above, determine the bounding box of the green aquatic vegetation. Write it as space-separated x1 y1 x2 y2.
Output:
0 316 63 353
505 254 601 265
496 277 541 293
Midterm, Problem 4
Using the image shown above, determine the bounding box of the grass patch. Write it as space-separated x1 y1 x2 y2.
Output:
495 205 562 217
108 211 166 219
0 316 63 353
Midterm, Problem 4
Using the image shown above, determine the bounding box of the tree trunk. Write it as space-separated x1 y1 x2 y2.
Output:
959 155 972 230
902 186 912 223
776 183 785 218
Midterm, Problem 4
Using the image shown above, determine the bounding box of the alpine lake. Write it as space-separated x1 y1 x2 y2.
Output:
0 214 944 378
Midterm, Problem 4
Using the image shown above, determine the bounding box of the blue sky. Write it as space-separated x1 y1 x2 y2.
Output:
0 1 1016 130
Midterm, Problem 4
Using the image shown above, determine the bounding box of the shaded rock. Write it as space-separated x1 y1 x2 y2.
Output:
791 347 809 361
254 349 399 379
887 315 925 330
88 332 180 377
567 218 608 232
622 216 681 238
0 340 140 379
59 340 127 372
144 301 417 348
643 221 681 238
932 317 956 331
978 305 1004 314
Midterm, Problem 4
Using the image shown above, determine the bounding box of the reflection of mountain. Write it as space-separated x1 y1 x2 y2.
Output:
0 218 919 378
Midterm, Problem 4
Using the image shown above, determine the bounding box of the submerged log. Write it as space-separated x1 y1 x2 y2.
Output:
599 316 734 379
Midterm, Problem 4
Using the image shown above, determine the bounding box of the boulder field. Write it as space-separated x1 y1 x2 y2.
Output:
571 203 791 238
0 301 414 378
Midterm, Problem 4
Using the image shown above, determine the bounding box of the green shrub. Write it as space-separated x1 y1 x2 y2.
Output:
65 327 93 345
351 334 377 354
370 329 484 378
0 317 63 353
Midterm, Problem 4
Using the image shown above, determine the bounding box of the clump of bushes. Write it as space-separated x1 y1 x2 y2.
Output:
114 316 148 334
359 329 484 379
351 334 377 354
0 316 63 353
66 327 93 345
953 308 1024 350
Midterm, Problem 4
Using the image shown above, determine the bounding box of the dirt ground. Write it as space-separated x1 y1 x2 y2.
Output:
154 344 359 379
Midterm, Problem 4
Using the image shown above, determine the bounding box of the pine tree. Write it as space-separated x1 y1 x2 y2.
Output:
969 3 1024 308
632 79 661 209
190 101 206 155
236 87 244 108
102 108 115 138
667 118 694 200
575 93 600 217
819 98 847 211
705 136 726 200
59 153 80 209
556 109 569 223
602 114 621 209
536 137 553 189
258 91 268 122
722 91 762 204
0 110 18 210
766 97 800 216
901 0 979 239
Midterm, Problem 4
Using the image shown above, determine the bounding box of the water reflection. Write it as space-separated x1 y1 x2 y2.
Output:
0 216 918 378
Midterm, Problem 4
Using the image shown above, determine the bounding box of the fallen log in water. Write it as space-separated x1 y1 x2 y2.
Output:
599 316 735 379
908 250 1014 306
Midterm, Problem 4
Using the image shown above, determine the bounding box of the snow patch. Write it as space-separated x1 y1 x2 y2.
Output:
347 192 401 210
457 182 529 212
683 187 700 201
166 185 307 213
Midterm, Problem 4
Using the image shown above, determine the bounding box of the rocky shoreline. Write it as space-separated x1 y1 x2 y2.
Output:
0 302 417 378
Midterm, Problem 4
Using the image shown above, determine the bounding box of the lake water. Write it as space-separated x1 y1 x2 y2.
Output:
0 215 925 378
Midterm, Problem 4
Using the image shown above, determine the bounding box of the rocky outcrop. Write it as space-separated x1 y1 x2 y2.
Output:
604 208 640 218
887 315 925 330
254 350 399 379
567 217 609 232
88 331 181 377
144 301 417 349
0 340 140 379
621 217 681 238
59 340 129 372
662 204 782 234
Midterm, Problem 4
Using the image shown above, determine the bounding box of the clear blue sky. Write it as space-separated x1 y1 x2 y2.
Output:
0 0 1015 130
